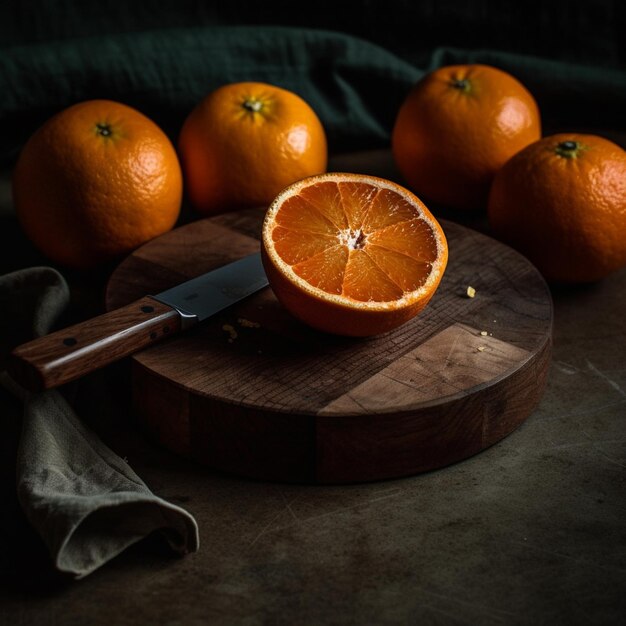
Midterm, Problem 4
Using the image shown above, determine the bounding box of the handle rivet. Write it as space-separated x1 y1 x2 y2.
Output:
163 326 171 334
63 337 77 346
141 305 154 313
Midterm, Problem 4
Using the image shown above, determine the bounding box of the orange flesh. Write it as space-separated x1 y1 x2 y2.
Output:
272 181 439 302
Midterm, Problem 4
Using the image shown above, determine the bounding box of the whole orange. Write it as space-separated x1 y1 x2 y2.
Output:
12 99 182 269
487 134 626 283
392 64 541 211
178 81 327 214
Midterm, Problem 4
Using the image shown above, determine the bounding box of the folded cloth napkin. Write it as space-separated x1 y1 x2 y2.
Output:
0 267 199 579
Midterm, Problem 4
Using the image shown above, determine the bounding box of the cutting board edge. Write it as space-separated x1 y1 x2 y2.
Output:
129 332 552 484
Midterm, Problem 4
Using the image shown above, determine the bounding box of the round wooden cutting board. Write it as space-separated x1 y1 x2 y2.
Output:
105 208 553 484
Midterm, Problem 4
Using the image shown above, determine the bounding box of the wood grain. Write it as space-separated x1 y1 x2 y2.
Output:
9 296 181 391
106 209 553 483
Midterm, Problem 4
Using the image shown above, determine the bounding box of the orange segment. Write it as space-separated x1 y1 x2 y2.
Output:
261 173 448 336
367 218 439 262
362 188 426 233
272 225 337 264
291 245 348 294
337 182 379 230
342 249 404 302
365 245 432 292
275 194 337 235
298 181 349 230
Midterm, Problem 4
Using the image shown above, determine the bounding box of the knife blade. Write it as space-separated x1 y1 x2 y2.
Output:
9 252 268 392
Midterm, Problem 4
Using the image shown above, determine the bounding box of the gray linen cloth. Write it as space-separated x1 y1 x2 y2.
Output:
1 266 199 579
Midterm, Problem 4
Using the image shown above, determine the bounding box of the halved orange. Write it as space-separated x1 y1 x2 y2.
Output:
261 173 448 336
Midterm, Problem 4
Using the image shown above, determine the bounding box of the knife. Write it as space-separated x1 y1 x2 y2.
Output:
9 252 268 392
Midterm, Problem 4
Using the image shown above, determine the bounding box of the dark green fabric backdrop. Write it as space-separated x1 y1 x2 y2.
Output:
1 2 625 167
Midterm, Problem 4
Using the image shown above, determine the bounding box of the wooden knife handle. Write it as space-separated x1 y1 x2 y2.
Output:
8 296 182 392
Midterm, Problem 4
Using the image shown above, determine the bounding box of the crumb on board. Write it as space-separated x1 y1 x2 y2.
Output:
466 286 476 298
222 324 238 343
477 346 486 352
238 317 261 328
480 330 488 336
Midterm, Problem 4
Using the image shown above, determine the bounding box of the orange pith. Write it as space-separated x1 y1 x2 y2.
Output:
262 173 448 336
